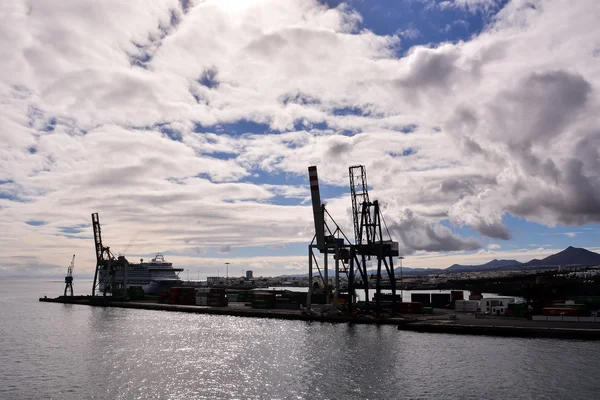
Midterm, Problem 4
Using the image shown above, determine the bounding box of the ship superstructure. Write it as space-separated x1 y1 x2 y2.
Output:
113 253 184 295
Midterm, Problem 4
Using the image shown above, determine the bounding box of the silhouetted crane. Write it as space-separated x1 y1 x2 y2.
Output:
64 254 75 296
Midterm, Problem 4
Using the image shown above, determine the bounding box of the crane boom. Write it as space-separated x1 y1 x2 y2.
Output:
67 254 75 277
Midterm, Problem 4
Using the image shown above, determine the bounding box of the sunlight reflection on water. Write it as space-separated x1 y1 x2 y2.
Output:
1 281 599 399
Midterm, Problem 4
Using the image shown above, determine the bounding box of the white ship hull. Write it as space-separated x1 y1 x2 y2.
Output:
99 253 183 295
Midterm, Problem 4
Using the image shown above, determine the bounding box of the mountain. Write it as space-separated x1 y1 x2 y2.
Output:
446 259 522 273
279 247 600 278
523 246 600 267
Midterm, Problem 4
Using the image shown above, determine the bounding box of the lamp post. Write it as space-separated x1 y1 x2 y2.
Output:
224 262 230 286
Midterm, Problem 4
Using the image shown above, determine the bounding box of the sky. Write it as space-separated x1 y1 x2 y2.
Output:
1 0 600 279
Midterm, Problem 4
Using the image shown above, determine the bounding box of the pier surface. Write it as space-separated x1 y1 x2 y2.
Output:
38 296 404 325
39 296 600 339
396 313 600 340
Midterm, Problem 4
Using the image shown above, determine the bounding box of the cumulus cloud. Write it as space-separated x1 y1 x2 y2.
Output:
385 209 481 255
1 0 600 277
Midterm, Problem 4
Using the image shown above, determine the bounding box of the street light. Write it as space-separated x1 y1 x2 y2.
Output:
224 262 230 286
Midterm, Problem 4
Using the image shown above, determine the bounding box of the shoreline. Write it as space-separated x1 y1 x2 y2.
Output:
396 321 600 340
39 296 600 339
38 296 403 325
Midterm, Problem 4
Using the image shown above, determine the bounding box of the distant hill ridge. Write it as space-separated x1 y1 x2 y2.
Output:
278 247 600 277
447 259 521 272
523 246 600 267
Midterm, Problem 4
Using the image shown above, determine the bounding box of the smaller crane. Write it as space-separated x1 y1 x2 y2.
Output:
64 254 75 296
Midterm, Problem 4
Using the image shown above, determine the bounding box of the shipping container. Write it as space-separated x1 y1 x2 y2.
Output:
542 307 578 316
549 303 586 310
252 291 276 309
393 302 423 314
455 300 478 312
196 296 208 306
411 293 431 307
572 296 600 304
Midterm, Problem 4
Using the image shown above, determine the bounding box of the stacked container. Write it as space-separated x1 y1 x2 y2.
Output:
208 288 228 307
252 291 276 309
169 287 181 304
455 299 478 312
196 288 210 306
507 302 527 316
158 291 170 304
127 286 145 300
168 287 196 305
542 307 578 316
393 302 424 314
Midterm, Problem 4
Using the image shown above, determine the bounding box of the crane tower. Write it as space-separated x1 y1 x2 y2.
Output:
306 166 352 310
91 213 128 298
348 165 399 315
64 254 75 296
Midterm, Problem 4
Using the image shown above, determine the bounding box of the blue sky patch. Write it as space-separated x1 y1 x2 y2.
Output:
26 220 45 226
45 117 56 132
156 124 182 141
281 92 322 106
198 67 219 89
0 182 25 202
321 0 508 54
58 224 88 234
400 124 418 133
194 120 272 136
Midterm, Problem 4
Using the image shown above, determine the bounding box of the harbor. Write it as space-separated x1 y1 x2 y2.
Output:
38 167 600 341
39 293 600 339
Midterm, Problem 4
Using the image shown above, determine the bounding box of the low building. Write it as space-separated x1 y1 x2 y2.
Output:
491 306 508 316
481 297 515 314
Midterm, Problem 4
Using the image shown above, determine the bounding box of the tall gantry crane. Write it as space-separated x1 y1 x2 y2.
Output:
307 166 352 310
64 254 75 296
348 165 399 315
91 213 128 298
306 165 400 316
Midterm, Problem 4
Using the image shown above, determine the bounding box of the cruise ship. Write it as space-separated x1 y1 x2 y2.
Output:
100 253 184 295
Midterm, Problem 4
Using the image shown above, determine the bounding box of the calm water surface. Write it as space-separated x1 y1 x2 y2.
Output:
1 280 599 399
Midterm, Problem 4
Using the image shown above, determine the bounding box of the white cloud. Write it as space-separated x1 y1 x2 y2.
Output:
1 0 600 277
487 243 501 249
396 26 420 40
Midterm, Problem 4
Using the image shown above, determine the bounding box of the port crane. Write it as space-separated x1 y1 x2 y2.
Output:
91 213 128 298
347 165 399 314
64 254 75 296
306 165 399 316
307 166 352 310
